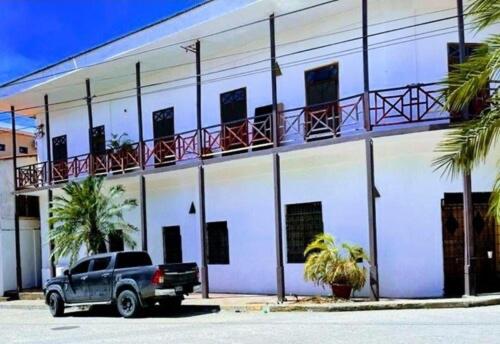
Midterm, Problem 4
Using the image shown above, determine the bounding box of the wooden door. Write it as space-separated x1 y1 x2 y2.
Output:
163 226 182 264
220 88 248 153
52 135 68 182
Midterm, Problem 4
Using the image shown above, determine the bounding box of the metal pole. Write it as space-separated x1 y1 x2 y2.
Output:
44 95 56 277
195 40 209 298
270 13 285 302
456 0 475 296
86 78 94 174
11 106 22 292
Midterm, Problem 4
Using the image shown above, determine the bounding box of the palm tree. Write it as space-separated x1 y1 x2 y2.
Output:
434 0 500 220
49 176 138 264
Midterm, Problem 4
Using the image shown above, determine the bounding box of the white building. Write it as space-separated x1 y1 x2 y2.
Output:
0 128 40 295
0 0 498 299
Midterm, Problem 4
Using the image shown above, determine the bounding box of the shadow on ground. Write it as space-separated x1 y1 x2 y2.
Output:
64 304 221 319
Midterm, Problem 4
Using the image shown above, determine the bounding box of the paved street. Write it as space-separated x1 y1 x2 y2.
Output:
1 305 500 344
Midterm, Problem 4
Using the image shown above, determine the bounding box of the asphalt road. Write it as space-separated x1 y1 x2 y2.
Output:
1 304 500 344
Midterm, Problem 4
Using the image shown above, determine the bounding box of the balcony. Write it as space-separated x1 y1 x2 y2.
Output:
15 82 496 190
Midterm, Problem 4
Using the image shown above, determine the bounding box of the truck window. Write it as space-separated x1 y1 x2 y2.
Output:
91 257 111 271
115 252 152 269
71 260 90 275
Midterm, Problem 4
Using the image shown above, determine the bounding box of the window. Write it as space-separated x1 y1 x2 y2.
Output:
16 196 40 217
0 144 5 151
286 202 324 263
91 257 111 272
163 226 183 264
207 221 229 264
19 146 28 154
447 43 489 118
109 231 124 252
115 252 152 269
71 260 90 275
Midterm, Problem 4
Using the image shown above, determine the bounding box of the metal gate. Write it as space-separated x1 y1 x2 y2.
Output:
441 193 497 296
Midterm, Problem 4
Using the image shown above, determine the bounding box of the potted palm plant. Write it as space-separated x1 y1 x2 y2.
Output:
304 233 368 300
107 133 135 172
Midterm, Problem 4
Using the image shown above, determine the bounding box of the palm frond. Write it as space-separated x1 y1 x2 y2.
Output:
467 0 500 31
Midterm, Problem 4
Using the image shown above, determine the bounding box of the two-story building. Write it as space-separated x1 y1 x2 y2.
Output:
0 0 498 299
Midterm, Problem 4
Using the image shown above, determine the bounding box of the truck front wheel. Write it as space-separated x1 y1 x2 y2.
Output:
117 290 140 318
48 292 64 317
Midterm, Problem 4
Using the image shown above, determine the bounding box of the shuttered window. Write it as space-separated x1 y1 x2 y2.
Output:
207 221 229 265
286 202 324 263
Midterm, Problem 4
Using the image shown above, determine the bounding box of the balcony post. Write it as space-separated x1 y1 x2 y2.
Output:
11 106 22 292
44 94 52 185
44 94 56 277
86 78 94 174
270 13 285 303
194 40 209 299
362 0 371 131
136 62 144 168
456 0 475 296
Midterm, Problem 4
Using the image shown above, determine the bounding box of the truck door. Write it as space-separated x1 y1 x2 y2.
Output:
65 260 90 303
87 257 113 302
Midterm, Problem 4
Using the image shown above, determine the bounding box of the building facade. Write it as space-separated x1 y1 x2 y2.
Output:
0 0 498 298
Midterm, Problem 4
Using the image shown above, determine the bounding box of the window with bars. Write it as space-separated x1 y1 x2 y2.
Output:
16 195 40 218
286 202 324 263
207 221 230 265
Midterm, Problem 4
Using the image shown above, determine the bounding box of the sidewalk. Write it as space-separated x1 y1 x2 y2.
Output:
2 293 500 312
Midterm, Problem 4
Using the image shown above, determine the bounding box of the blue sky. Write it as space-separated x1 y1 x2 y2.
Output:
0 0 205 84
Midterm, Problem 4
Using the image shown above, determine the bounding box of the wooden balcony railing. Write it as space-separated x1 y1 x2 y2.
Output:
15 82 497 190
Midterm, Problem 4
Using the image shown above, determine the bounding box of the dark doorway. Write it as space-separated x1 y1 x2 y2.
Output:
304 63 339 139
220 88 248 154
252 104 273 150
441 192 498 296
163 226 182 264
52 135 68 182
92 125 106 173
447 43 489 120
153 107 176 166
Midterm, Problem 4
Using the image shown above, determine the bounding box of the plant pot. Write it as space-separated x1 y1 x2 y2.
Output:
331 284 352 300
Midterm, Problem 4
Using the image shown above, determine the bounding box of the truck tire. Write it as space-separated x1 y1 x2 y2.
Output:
159 297 182 310
48 292 64 317
117 290 141 318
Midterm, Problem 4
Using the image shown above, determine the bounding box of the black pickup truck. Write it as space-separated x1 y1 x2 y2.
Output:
43 251 200 318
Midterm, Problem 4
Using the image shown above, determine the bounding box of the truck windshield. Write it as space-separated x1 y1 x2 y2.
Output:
115 252 152 269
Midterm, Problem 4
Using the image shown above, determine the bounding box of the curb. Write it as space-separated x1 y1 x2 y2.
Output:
1 297 500 313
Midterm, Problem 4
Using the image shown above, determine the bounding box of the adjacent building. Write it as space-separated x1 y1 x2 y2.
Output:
0 0 498 299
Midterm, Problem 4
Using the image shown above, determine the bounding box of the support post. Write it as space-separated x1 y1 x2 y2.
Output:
365 138 379 300
456 0 475 296
193 40 209 298
270 13 285 302
11 106 22 292
44 94 56 277
361 0 379 300
139 175 148 251
85 78 94 174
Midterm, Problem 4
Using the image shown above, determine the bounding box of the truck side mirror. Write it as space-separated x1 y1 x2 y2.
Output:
64 269 70 276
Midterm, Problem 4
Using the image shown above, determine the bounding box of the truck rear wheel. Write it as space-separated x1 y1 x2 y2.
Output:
117 290 140 318
48 292 64 317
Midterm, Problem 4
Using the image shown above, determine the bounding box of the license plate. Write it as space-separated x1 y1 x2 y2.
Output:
175 286 183 292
